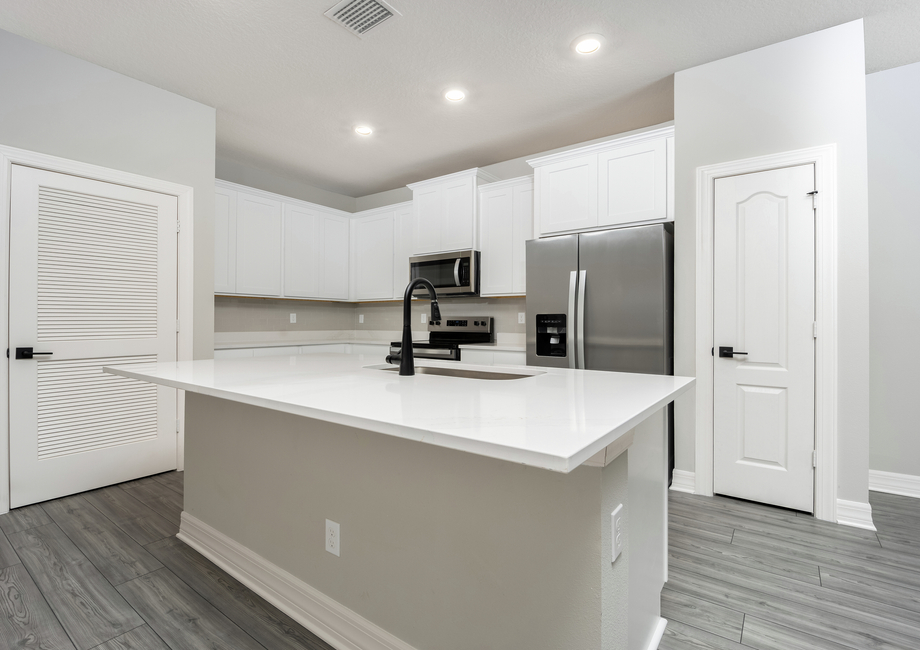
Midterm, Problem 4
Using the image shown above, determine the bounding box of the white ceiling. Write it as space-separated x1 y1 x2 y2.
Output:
2 1 918 197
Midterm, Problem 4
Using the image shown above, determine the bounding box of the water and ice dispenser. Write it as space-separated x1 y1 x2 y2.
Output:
535 314 567 357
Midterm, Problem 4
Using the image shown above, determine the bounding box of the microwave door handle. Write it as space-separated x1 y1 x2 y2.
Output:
577 270 586 369
454 258 462 287
567 271 577 369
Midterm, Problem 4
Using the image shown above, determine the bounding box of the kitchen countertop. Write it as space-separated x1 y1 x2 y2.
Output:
106 354 692 473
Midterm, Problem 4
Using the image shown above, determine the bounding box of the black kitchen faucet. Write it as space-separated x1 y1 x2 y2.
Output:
386 278 441 376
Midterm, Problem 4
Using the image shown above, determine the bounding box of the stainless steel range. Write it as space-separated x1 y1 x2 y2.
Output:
390 316 493 361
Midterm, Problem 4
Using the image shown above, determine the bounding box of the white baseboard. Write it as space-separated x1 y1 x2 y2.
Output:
178 513 417 650
836 498 877 531
869 469 920 499
669 470 695 494
647 617 668 649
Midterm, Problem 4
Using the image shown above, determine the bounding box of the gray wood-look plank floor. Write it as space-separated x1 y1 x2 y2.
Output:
661 490 920 650
2 473 918 650
0 472 334 650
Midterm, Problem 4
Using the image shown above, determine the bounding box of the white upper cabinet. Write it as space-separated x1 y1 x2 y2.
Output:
479 177 533 296
529 125 674 237
408 168 500 254
393 204 414 298
216 180 351 301
535 154 597 234
283 203 319 299
214 185 237 294
351 209 394 301
236 191 283 296
319 214 350 300
598 137 666 227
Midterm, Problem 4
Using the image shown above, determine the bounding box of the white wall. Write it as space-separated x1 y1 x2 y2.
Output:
673 21 871 503
867 61 920 478
0 28 216 359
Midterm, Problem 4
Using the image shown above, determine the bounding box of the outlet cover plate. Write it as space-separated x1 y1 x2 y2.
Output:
325 519 340 557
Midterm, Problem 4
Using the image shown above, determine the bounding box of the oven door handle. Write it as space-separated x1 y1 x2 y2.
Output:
454 258 462 287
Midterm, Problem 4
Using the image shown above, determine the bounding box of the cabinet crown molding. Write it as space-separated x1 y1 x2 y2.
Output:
407 167 501 190
478 175 534 192
215 179 353 218
527 125 674 169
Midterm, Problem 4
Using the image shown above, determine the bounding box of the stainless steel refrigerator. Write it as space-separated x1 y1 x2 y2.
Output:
525 223 674 476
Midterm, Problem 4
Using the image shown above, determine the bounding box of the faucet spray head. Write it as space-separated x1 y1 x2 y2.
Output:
430 300 442 322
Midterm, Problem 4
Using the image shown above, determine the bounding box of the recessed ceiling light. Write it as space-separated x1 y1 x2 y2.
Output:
445 89 466 102
573 34 604 55
355 125 373 136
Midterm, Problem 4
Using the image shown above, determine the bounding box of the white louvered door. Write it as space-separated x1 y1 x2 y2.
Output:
9 165 178 508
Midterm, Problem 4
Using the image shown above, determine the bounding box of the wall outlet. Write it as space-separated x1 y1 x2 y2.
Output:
611 504 624 563
358 314 364 324
421 312 427 324
325 519 340 557
518 312 526 324
290 313 297 324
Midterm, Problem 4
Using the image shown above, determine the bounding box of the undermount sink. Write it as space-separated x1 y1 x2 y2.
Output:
373 365 541 381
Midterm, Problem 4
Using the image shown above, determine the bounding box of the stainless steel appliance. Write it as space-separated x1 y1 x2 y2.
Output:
525 224 674 476
409 250 480 296
390 316 492 361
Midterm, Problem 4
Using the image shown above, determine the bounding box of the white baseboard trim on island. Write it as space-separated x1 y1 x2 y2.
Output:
669 470 695 494
178 513 418 650
836 498 877 531
869 469 920 499
648 617 668 649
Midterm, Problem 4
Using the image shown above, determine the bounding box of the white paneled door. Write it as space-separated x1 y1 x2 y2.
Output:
713 164 816 512
9 165 178 508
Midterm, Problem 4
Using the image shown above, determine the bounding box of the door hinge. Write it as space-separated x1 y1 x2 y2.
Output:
813 450 817 467
807 190 818 209
176 418 181 434
813 322 818 339
176 319 180 332
176 219 181 233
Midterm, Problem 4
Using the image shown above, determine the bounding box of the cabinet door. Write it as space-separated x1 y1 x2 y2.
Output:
413 185 443 254
214 186 237 294
283 203 319 298
393 205 414 298
236 191 282 296
479 186 514 296
511 182 533 294
319 214 349 299
598 138 667 227
441 176 475 252
536 154 598 235
353 212 394 300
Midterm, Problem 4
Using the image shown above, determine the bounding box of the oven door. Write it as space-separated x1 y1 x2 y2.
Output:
409 251 479 296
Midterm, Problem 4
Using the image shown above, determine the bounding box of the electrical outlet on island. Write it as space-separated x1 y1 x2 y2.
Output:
325 519 340 557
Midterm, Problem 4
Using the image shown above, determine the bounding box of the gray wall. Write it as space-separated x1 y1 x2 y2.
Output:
867 61 920 478
214 295 527 340
0 28 217 359
673 21 871 503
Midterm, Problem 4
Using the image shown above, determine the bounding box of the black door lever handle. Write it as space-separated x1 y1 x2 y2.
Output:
718 346 748 358
15 347 53 360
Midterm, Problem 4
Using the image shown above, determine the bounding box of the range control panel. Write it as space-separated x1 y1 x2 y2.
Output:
428 316 492 333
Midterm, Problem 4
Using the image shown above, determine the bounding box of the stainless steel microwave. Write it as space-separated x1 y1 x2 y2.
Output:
409 250 480 297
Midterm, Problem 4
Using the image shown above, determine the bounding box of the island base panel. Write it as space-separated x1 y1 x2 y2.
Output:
181 393 668 650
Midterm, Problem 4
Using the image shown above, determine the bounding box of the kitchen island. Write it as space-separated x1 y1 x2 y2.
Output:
107 354 693 650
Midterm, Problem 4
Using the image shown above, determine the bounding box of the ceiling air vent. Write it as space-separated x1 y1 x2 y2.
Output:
324 0 401 38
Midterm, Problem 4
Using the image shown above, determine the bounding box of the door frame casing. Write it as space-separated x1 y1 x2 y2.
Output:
0 145 195 514
694 145 838 522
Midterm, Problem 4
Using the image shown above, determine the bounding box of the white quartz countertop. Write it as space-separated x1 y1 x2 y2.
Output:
106 355 693 473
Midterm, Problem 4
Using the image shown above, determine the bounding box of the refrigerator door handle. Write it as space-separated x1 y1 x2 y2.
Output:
577 270 586 369
567 271 577 369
